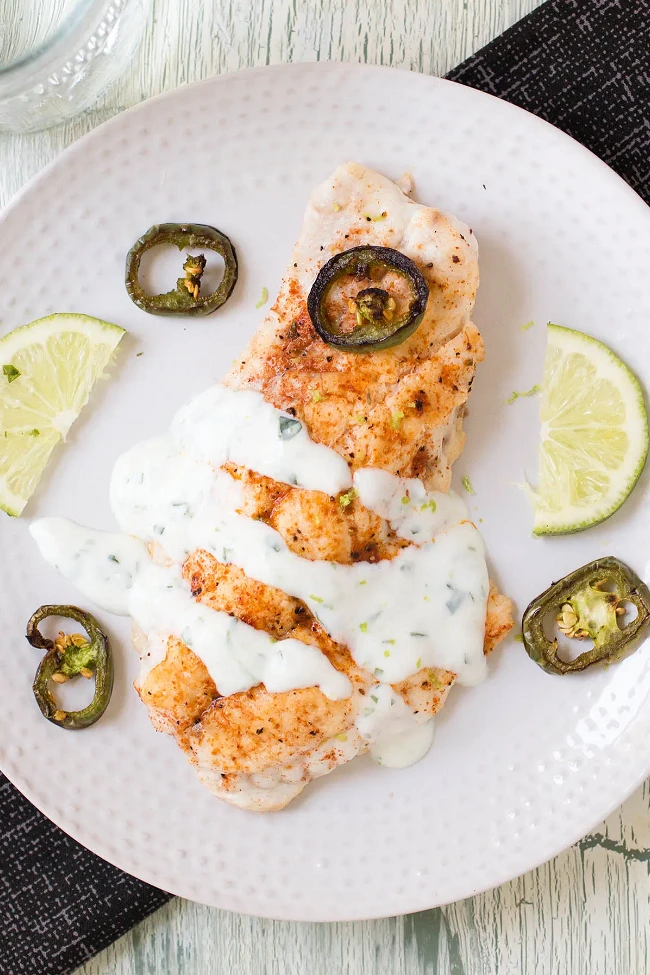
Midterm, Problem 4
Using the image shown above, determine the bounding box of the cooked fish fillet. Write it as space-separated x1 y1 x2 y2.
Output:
229 161 481 491
135 162 513 811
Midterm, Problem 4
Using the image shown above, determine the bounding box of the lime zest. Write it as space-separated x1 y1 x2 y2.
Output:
255 287 269 309
461 475 475 495
339 488 358 508
520 320 535 331
506 384 541 404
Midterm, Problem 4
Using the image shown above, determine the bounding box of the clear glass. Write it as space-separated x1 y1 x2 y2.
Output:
0 0 150 131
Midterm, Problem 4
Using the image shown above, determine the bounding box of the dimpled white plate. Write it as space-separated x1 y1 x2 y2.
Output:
1 63 650 920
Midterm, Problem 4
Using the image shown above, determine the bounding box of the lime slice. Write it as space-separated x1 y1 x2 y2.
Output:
534 324 648 535
0 313 125 516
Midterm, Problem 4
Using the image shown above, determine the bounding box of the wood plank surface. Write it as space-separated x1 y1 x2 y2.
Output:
2 1 648 972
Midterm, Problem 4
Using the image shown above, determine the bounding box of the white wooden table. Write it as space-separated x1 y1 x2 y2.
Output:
3 1 648 972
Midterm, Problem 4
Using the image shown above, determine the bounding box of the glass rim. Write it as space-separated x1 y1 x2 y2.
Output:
0 0 110 100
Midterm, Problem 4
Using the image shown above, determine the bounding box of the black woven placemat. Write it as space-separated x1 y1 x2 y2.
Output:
0 777 170 974
3 1 650 972
447 0 650 206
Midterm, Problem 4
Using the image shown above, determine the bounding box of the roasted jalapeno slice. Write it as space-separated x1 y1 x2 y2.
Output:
522 557 650 675
307 245 429 352
26 605 113 730
125 223 238 317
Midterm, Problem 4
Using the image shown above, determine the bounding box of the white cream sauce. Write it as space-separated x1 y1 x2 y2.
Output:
29 518 351 701
170 384 351 496
30 383 490 769
356 683 435 768
29 518 147 616
353 468 469 540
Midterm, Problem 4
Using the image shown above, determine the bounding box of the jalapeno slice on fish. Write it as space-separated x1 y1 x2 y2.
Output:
26 605 113 729
307 246 429 352
125 223 238 316
522 557 650 675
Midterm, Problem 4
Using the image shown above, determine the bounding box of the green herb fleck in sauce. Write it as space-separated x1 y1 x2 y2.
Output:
390 409 405 430
309 594 324 604
359 621 368 633
420 499 437 512
401 495 410 505
28 429 40 437
278 416 302 440
520 320 535 331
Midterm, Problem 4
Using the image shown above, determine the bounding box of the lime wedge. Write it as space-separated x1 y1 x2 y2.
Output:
0 313 125 516
534 324 648 535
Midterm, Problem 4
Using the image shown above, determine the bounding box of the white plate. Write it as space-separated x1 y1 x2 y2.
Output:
1 63 650 921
